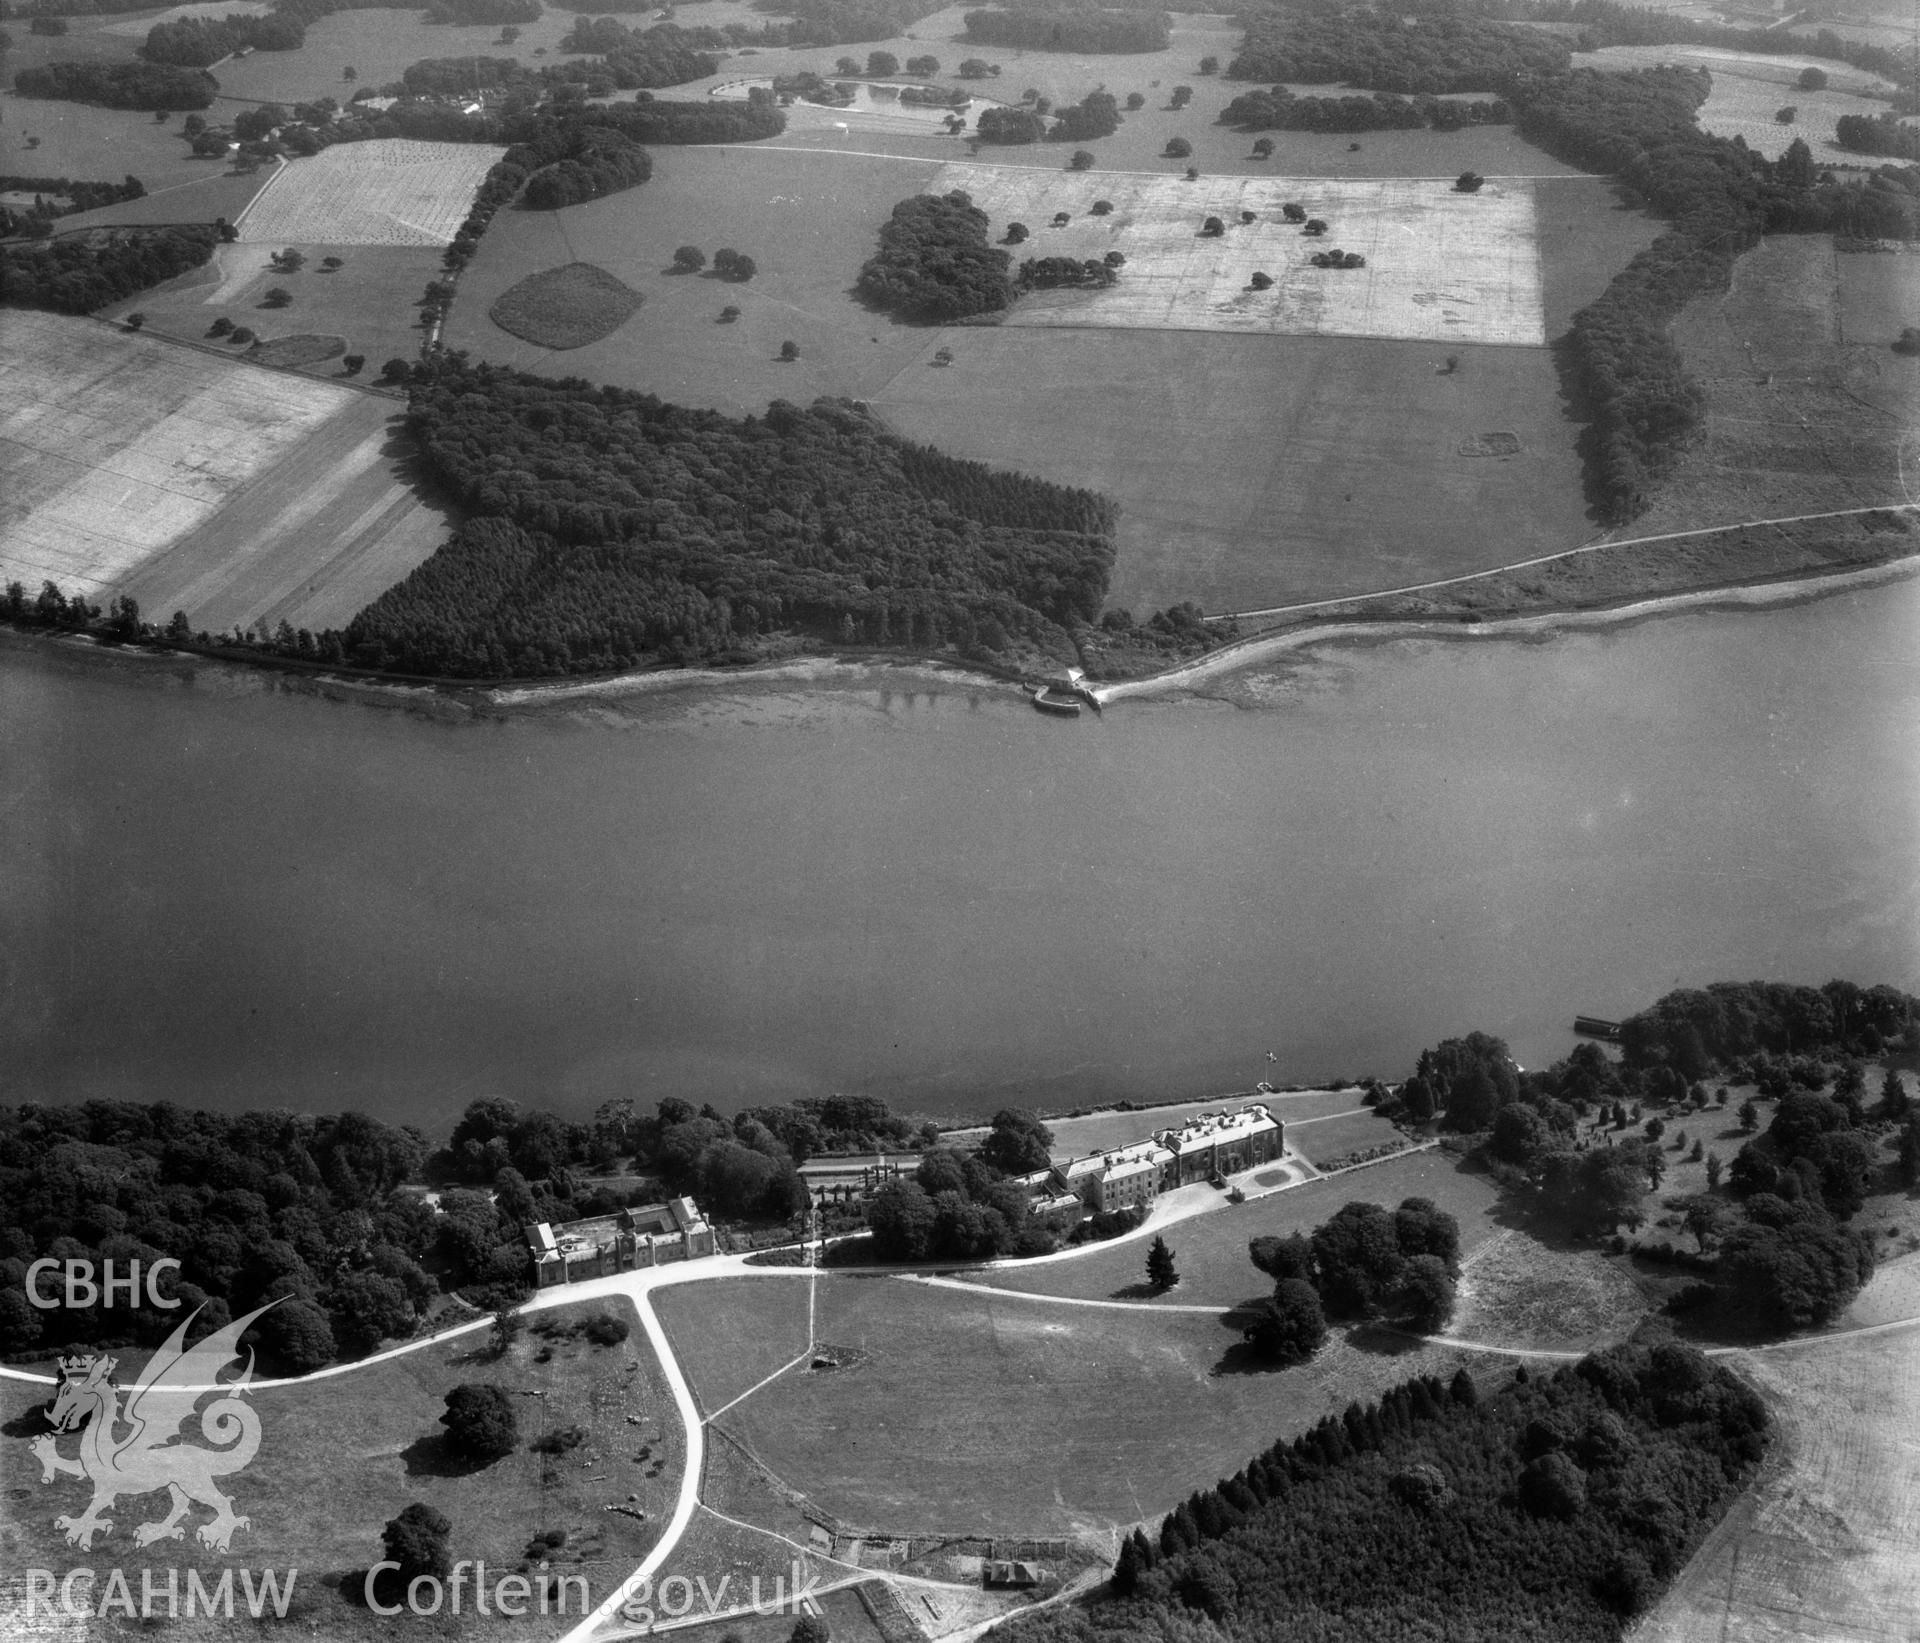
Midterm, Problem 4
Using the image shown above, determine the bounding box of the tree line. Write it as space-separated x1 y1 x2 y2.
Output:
140 10 305 68
12 59 216 108
1836 113 1920 161
328 358 1115 676
856 190 1013 320
0 223 217 314
1033 1342 1769 1640
0 173 144 237
1219 86 1510 133
398 23 720 97
961 8 1170 54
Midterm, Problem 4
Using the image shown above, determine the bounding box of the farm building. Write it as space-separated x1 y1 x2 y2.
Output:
526 1196 714 1286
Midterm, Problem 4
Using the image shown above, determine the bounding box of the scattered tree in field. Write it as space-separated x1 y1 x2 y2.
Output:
932 347 953 366
1125 91 1144 110
378 357 410 383
1089 199 1113 215
343 65 356 81
1252 137 1274 159
1775 105 1797 124
1169 84 1192 109
320 255 344 270
1454 171 1485 193
125 311 146 329
836 55 860 75
1005 221 1029 244
1738 1098 1759 1132
229 325 255 344
440 1382 519 1463
1146 1235 1178 1291
1880 1069 1909 1118
499 24 520 43
1164 136 1192 158
1239 209 1256 223
491 1304 524 1355
381 1502 451 1583
1282 201 1306 222
1198 55 1218 75
1245 1277 1327 1364
342 353 365 375
672 244 706 272
1797 66 1827 90
1705 1150 1723 1189
1069 149 1094 171
712 248 755 281
867 51 898 77
718 304 740 322
906 54 938 75
1303 217 1327 234
1894 328 1920 356
263 286 292 308
272 247 305 272
1184 166 1199 180
1249 270 1273 289
958 57 990 77
208 316 233 336
1104 250 1124 267
1201 215 1225 236
1052 210 1071 226
778 339 799 361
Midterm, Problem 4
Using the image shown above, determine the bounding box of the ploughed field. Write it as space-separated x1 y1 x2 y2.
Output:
0 313 447 632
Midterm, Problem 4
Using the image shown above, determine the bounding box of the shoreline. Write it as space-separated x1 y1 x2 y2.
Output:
7 545 1918 712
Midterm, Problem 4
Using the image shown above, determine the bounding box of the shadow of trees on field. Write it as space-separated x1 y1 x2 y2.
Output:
400 1432 494 1479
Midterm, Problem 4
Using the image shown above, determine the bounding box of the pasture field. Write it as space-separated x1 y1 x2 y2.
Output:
1621 236 1920 538
712 1270 1484 1535
1583 43 1906 161
0 312 447 632
655 1275 813 1418
1640 1325 1920 1642
443 145 944 413
932 165 1546 345
877 326 1597 616
102 238 446 380
0 95 244 196
236 139 505 245
0 1296 681 1641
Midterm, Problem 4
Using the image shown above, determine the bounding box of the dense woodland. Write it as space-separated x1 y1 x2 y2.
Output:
961 8 1170 53
12 59 216 108
0 223 216 312
1016 1345 1769 1641
1374 980 1920 1335
1228 11 1570 95
1836 113 1920 161
333 359 1115 675
856 190 1013 320
1219 86 1510 133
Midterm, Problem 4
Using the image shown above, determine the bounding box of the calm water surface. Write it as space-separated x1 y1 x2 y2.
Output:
3 581 1917 1130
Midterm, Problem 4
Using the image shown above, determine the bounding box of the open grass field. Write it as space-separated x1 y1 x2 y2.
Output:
491 261 644 349
0 94 253 196
235 139 505 245
941 1088 1369 1159
1619 236 1920 539
1 312 449 631
1640 1324 1920 1643
932 164 1546 345
711 1270 1485 1536
970 1148 1505 1307
1448 1227 1649 1352
655 1275 812 1418
1582 43 1907 161
0 1296 681 1640
101 238 447 383
1282 1105 1405 1164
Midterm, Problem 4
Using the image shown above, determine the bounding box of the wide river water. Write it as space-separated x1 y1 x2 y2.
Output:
4 578 1917 1132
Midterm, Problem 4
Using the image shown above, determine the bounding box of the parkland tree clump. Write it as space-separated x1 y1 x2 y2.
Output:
1219 87 1509 134
1019 1345 1768 1641
1227 11 1569 94
962 8 1169 54
857 191 1014 320
341 358 1115 674
12 61 216 110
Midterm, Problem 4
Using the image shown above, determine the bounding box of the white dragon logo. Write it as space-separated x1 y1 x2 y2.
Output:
30 1302 277 1553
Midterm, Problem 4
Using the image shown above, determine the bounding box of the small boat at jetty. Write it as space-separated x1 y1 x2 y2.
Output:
1031 686 1083 717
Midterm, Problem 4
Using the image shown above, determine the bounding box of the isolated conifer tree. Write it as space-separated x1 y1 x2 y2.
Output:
1146 1235 1178 1291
